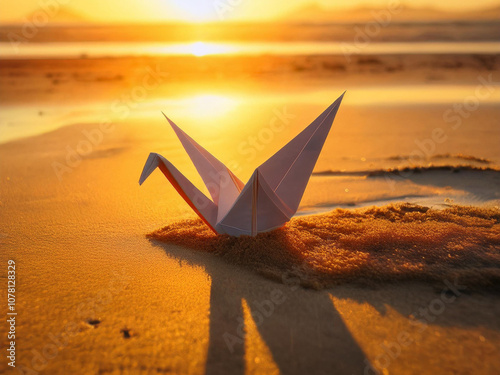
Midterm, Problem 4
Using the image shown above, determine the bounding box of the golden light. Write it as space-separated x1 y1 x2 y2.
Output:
188 41 235 56
190 41 211 57
186 94 239 119
170 0 216 22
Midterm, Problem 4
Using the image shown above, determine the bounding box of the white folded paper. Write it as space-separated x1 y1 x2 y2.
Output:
140 92 345 236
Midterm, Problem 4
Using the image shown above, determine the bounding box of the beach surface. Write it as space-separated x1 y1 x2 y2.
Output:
1 22 500 374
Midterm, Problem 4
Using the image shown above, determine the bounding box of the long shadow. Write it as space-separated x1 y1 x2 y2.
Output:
147 202 500 373
149 240 371 375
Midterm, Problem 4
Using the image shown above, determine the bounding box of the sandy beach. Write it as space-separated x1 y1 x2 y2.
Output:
1 18 500 375
1 120 499 374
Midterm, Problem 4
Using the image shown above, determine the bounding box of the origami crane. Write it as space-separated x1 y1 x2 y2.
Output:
140 92 345 236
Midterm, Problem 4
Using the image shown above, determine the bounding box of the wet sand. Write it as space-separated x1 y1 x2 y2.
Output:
1 53 499 106
1 116 499 374
1 37 500 374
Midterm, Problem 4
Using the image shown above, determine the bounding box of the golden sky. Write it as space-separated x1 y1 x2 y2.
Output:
1 0 499 23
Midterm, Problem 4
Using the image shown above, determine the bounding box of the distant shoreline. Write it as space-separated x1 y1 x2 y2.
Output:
1 20 499 43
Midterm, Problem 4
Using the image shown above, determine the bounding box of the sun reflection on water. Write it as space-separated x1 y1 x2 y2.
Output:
185 94 239 117
189 41 235 56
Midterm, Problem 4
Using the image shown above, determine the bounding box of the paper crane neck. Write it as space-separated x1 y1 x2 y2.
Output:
139 92 345 236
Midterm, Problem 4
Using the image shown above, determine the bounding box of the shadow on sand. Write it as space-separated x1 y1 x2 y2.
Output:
149 239 371 375
146 202 500 373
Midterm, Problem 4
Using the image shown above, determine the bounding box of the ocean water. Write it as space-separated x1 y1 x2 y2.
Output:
1 41 499 59
1 38 499 210
1 85 499 166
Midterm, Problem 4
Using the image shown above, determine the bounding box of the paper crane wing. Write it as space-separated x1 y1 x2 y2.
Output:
140 92 345 236
162 113 244 207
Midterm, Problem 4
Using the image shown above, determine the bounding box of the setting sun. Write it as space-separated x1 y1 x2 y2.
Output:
1 0 500 23
2 0 500 373
190 42 209 56
189 41 234 56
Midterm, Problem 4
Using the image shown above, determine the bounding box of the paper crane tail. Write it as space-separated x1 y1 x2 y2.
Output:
140 92 345 236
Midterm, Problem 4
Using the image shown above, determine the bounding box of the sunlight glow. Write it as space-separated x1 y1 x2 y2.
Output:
184 94 239 119
189 41 234 56
242 299 280 374
1 0 499 23
170 0 217 22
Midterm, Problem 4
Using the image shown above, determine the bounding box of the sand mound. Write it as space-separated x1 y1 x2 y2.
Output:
147 204 500 290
